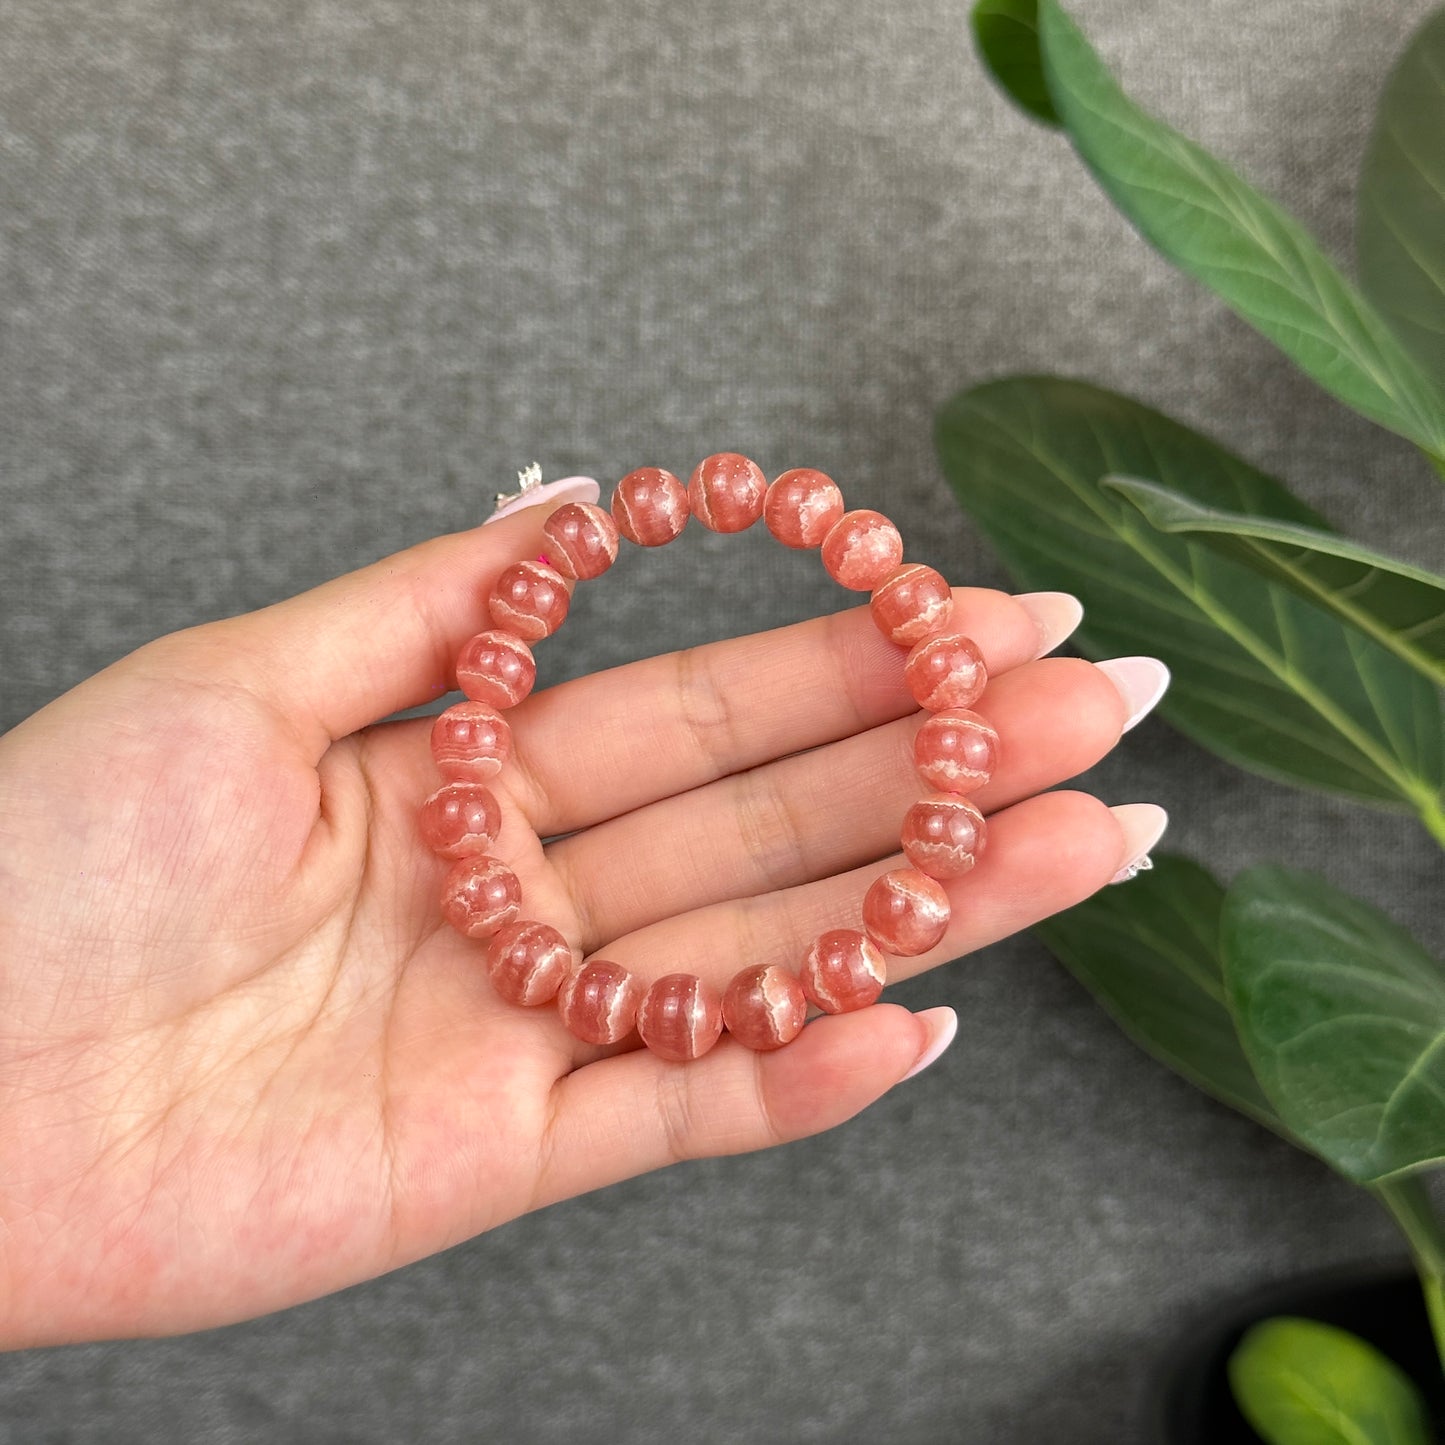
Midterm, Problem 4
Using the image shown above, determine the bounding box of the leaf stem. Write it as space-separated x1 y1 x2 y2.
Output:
1425 1276 1445 1380
1422 796 1445 852
1372 1174 1445 1379
1113 513 1439 815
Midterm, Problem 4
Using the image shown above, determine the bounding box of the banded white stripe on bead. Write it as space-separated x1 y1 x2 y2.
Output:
821 510 905 591
456 630 536 709
612 467 689 546
900 795 987 879
914 709 998 795
487 559 570 641
862 868 951 957
722 964 809 1049
638 973 725 1062
800 928 888 1014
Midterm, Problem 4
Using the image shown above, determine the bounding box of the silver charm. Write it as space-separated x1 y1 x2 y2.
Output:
494 461 544 513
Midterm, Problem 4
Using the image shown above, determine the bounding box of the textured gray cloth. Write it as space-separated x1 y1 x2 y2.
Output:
1 0 1442 1439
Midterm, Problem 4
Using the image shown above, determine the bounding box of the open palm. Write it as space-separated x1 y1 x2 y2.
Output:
0 497 1156 1347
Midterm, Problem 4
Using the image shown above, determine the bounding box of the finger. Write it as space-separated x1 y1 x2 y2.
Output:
529 1004 949 1211
136 487 595 757
552 791 1132 1027
552 656 1127 950
509 587 1072 838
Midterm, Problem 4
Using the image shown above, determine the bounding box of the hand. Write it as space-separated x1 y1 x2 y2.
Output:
0 495 1159 1346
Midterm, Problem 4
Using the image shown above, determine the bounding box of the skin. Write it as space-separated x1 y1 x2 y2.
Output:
0 499 1139 1348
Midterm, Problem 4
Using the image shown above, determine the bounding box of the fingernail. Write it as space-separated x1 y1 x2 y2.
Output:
1108 803 1168 884
1096 656 1170 732
900 1006 958 1081
1015 591 1084 658
484 475 601 525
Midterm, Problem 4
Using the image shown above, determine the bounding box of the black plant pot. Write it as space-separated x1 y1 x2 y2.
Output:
1148 1259 1445 1442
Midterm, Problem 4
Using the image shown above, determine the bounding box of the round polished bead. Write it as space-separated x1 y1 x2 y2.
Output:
542 501 620 580
420 782 502 859
612 467 690 546
637 972 725 1062
901 795 987 879
800 929 887 1013
557 959 645 1045
485 920 574 1006
764 468 845 549
430 701 513 782
821 509 904 591
487 559 570 642
870 564 954 647
688 452 767 533
440 855 523 939
862 869 951 957
455 630 536 709
913 708 998 795
722 965 809 1051
904 632 987 712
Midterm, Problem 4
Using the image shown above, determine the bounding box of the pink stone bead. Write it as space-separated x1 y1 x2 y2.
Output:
913 708 998 795
542 501 619 581
687 452 767 533
485 920 574 1006
440 855 523 939
487 559 570 642
419 782 502 859
612 467 690 546
800 929 887 1013
431 701 513 782
904 632 987 712
764 468 845 549
821 509 904 591
557 959 645 1045
870 564 954 647
901 795 987 879
721 965 809 1051
455 630 536 709
862 868 951 957
636 972 725 1062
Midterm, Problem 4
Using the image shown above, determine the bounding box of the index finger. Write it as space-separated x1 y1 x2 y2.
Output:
505 589 1079 839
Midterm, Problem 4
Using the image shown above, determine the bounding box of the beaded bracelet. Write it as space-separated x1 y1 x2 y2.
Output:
420 455 999 1063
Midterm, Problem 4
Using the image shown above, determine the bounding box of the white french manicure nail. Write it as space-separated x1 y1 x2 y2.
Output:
484 475 600 524
900 1006 958 1081
1014 591 1084 658
1108 803 1168 884
1096 656 1171 732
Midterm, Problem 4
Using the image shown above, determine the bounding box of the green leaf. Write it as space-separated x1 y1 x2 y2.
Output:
936 376 1445 813
970 0 1060 127
1034 0 1445 460
1033 854 1289 1135
1223 865 1445 1184
1229 1316 1433 1445
1105 476 1445 686
1359 8 1445 389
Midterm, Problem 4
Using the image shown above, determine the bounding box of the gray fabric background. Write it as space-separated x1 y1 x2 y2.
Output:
2 0 1442 1439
